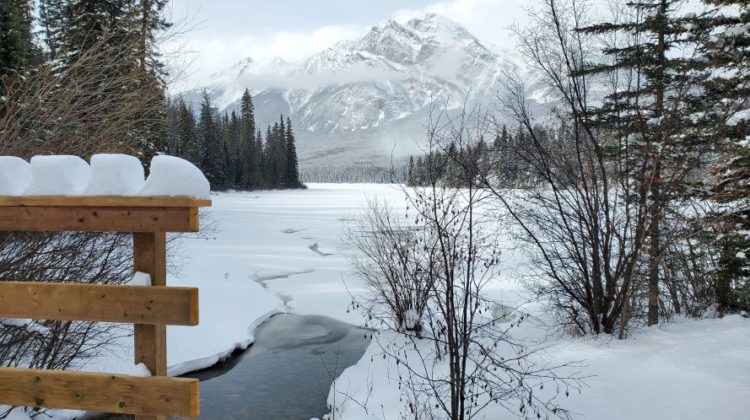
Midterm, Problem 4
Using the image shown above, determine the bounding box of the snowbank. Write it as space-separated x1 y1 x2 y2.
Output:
138 155 210 199
84 154 145 195
0 156 31 195
25 155 91 196
330 313 750 420
0 154 210 199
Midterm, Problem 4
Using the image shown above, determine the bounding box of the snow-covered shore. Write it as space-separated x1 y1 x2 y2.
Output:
90 184 405 377
3 183 748 419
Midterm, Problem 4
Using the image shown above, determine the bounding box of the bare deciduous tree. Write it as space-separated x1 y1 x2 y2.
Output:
0 32 170 420
480 0 655 337
346 108 581 420
0 33 166 159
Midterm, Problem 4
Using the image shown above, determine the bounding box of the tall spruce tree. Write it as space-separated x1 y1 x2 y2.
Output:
0 0 36 80
197 92 224 188
240 89 258 189
264 125 274 187
701 0 750 312
276 116 287 186
285 117 301 187
221 112 236 188
178 100 199 163
38 0 68 60
43 0 170 163
579 0 710 325
406 156 418 186
257 128 266 189
229 111 242 186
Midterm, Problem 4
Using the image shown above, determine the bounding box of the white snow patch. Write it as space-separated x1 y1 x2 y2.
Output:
0 156 31 195
0 318 50 335
131 362 152 377
84 154 145 195
25 155 91 196
402 309 420 330
331 316 750 420
728 108 750 126
129 271 152 286
138 155 210 199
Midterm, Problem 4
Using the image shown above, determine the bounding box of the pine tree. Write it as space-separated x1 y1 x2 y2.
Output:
407 156 416 186
257 128 266 189
578 0 710 325
197 91 224 188
276 116 288 186
46 0 170 164
264 125 274 187
229 111 241 186
415 156 424 185
38 0 68 60
701 0 750 312
165 98 180 155
240 89 258 189
0 0 36 80
177 100 198 163
221 112 236 188
132 0 170 76
285 117 301 188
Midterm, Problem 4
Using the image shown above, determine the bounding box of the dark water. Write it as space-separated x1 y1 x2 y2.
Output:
84 313 370 420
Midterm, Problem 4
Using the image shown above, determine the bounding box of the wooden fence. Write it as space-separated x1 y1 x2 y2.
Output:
0 196 211 419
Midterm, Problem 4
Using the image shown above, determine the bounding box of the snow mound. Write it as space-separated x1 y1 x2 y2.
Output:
131 362 152 377
129 271 152 286
84 154 145 195
25 155 91 196
138 155 211 199
402 309 420 330
0 154 209 199
0 156 31 195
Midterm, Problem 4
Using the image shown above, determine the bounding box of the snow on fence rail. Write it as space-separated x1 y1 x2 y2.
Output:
0 154 211 420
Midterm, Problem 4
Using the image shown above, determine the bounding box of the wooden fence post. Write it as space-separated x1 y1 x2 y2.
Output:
0 196 208 418
133 232 168 420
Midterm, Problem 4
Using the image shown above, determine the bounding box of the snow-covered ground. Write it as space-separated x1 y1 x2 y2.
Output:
84 183 404 379
4 183 749 419
331 314 750 420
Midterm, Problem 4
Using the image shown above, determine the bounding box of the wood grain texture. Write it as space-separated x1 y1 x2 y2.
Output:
0 281 198 326
0 367 199 417
0 206 200 232
134 232 170 420
0 196 211 208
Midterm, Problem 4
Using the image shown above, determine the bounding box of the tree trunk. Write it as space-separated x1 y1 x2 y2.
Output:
648 201 661 325
647 0 668 326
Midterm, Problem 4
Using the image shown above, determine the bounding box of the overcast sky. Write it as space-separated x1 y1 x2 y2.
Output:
164 0 530 90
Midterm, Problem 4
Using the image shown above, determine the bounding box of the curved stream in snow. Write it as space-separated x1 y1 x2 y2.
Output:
85 313 369 420
183 313 370 419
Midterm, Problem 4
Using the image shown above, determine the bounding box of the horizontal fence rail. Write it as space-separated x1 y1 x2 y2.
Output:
0 367 199 417
0 281 198 326
0 196 209 232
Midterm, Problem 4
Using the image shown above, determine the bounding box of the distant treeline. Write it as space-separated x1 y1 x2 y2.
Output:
302 164 407 184
166 89 304 191
407 125 525 187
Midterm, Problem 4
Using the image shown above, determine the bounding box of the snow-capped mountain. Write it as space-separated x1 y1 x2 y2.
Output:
179 14 524 168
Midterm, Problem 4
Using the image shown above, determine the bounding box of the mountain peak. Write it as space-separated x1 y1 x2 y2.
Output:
405 13 477 44
342 13 482 66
